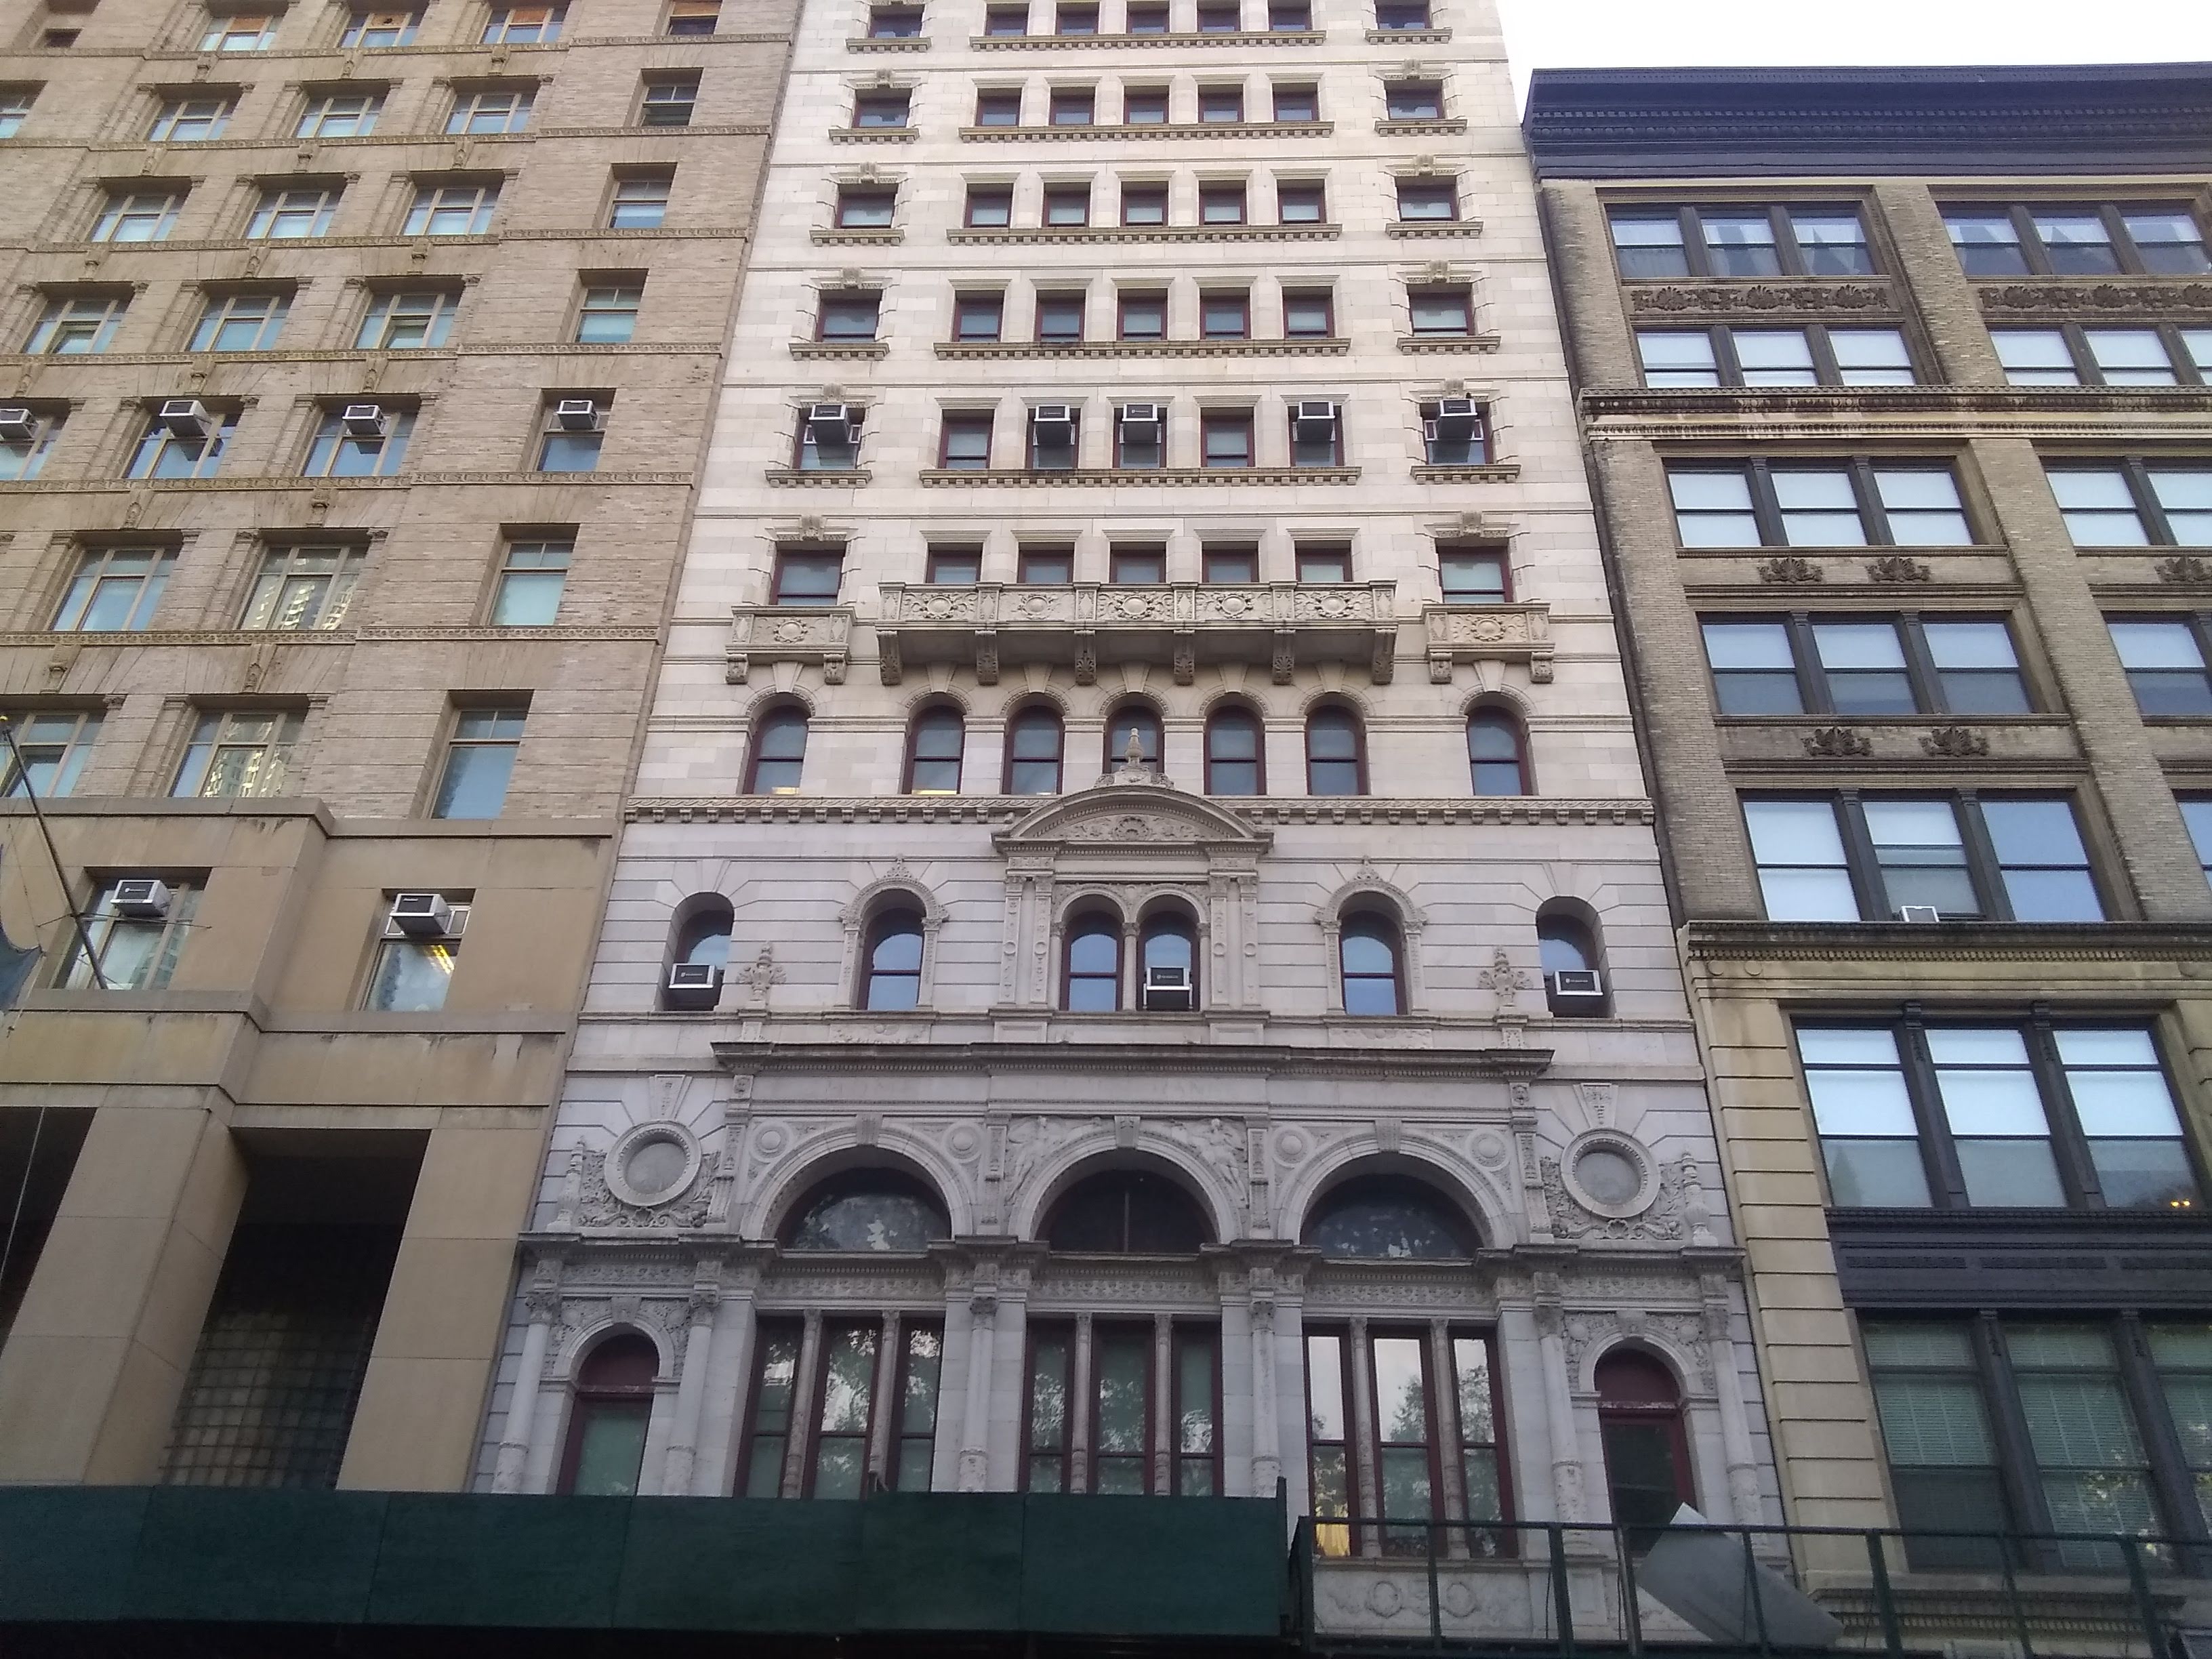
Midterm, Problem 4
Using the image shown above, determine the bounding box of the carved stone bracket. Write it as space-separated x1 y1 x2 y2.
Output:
728 605 852 684
1420 602 1553 684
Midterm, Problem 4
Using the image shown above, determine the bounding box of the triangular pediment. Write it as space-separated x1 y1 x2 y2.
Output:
995 779 1271 851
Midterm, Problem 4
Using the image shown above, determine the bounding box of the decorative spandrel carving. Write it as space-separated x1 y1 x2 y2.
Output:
1864 554 1931 583
2156 554 2212 586
1627 281 1895 316
574 1149 714 1232
1478 947 1534 1012
1919 726 1989 758
1755 556 1824 584
1540 1153 1685 1244
1801 725 1872 758
1978 280 2212 316
1563 1310 1715 1393
1001 1115 1104 1199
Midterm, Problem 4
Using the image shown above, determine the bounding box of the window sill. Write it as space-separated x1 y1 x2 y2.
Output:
846 34 930 49
790 340 890 358
1410 462 1518 483
918 465 1357 486
1376 117 1467 135
948 221 1340 244
1385 220 1483 239
969 28 1322 47
935 335 1348 358
829 127 918 142
812 227 903 244
1398 333 1500 353
766 467 873 485
959 120 1330 141
1365 25 1451 41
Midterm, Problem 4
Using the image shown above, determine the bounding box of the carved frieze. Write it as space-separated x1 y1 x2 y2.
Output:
1802 725 1872 758
1977 279 2212 316
1919 726 1990 758
1626 280 1896 316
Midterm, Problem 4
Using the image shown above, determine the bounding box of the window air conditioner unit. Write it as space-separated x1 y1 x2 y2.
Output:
1292 399 1337 441
1031 404 1076 443
1896 904 1942 924
110 878 172 920
1549 968 1603 998
1141 964 1193 1010
665 961 724 1008
0 407 35 443
389 891 455 937
157 398 210 438
1431 396 1479 440
341 402 388 438
806 402 855 443
554 398 601 430
1119 402 1164 440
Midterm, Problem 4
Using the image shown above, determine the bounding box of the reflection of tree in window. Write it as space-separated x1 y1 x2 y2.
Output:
1304 1174 1473 1258
809 1322 877 1497
1026 1328 1071 1490
559 1333 655 1494
1371 1332 1432 1551
785 1170 949 1251
741 1324 800 1495
1092 1325 1150 1492
1044 1169 1209 1252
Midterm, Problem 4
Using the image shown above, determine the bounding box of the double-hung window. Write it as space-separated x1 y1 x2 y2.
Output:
1438 544 1507 604
1019 1322 1219 1495
1700 614 2031 716
939 412 992 470
484 4 563 43
248 184 340 239
305 406 413 477
449 85 534 134
1608 205 1875 279
191 289 290 350
608 171 672 230
148 96 232 142
54 548 173 632
0 87 35 136
639 76 697 127
536 399 606 472
94 189 184 243
357 289 459 349
795 405 863 472
434 709 525 818
1993 326 2211 387
1048 87 1092 127
1799 1017 2196 1212
1408 285 1473 338
344 8 419 45
839 186 898 229
954 291 1002 341
27 293 128 355
1201 409 1253 469
1637 325 1916 388
1394 178 1457 222
855 89 912 129
1 710 100 798
241 544 363 630
127 407 234 480
1944 203 2210 278
2047 462 2211 548
0 410 63 480
368 895 468 1009
202 12 275 49
817 291 881 342
298 89 383 137
492 537 570 624
61 882 201 990
1668 459 1973 549
739 1317 943 1496
576 283 642 343
2107 617 2212 716
404 180 499 237
173 708 304 798
1744 793 2104 923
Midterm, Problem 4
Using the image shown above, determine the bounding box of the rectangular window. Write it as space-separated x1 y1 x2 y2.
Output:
2182 796 2212 886
1115 404 1163 468
304 406 413 478
1090 1324 1152 1492
975 89 1022 126
954 291 1003 341
1386 80 1441 119
1861 1323 2015 1567
1408 285 1472 337
297 89 382 138
1172 1325 1220 1496
367 897 468 1010
870 5 924 36
450 85 535 134
1611 205 1875 279
1290 402 1340 467
202 12 275 49
492 536 571 625
666 0 719 30
1277 180 1325 224
774 546 844 606
964 185 1012 227
1373 0 1430 28
1023 1324 1071 1491
1117 291 1164 340
62 882 201 991
741 1322 802 1496
126 407 234 480
1700 613 2029 717
1 709 100 798
94 189 184 243
1197 83 1243 123
854 89 911 127
1395 178 1456 222
1110 543 1165 583
939 412 992 470
1994 326 2205 388
0 409 62 481
638 76 697 126
1122 87 1168 124
1200 288 1248 340
1204 543 1257 583
818 292 882 341
1121 182 1167 225
805 1322 877 1497
242 544 363 630
27 293 128 355
1745 793 2102 924
1044 185 1089 227
796 404 863 472
1048 87 1094 126
247 184 340 240
1027 407 1078 469
609 171 671 230
483 3 563 43
925 546 981 584
148 95 232 142
576 282 642 344
403 181 496 237
1667 460 1973 549
173 708 304 798
1035 293 1084 343
356 289 459 350
2049 463 2211 549
1296 542 1350 583
1284 287 1333 338
1055 1 1096 30
1271 83 1317 122
433 709 524 819
54 548 173 632
1199 183 1245 224
1945 204 2210 279
1195 0 1240 28
344 8 420 45
1268 0 1309 24
890 1322 943 1491
182 296 281 361
1637 326 1915 388
0 87 36 136
983 3 1028 32
1126 2 1168 30
2108 617 2212 716
1420 398 1486 466
1201 409 1252 469
1439 544 1507 605
1017 546 1072 584
838 187 897 229
1305 1331 1355 1555
1368 1330 1436 1551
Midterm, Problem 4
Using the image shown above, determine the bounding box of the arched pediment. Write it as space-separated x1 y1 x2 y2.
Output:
994 779 1272 853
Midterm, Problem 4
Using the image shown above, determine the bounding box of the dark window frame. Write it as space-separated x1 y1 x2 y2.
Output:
939 410 994 469
1060 908 1121 1010
1200 408 1254 469
2107 612 2212 718
1465 707 1529 796
1607 203 1878 280
1700 611 2034 718
1942 201 2211 279
555 1334 658 1496
1305 705 1366 795
2048 459 2212 549
1203 703 1265 794
745 704 810 794
1284 287 1334 337
1635 323 1919 388
903 704 964 793
1991 323 2211 388
1667 457 1978 550
1004 703 1065 794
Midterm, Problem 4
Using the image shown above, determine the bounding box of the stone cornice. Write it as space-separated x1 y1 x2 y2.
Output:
710 1037 1551 1082
827 127 918 143
765 468 873 485
968 28 1321 47
1410 463 1519 483
789 341 890 359
810 228 903 245
60 123 769 154
626 795 1656 825
41 227 745 259
1397 333 1500 353
1683 919 2212 963
958 120 1330 142
947 222 1341 244
1383 222 1484 239
846 35 930 50
3 342 716 367
43 33 789 61
0 624 657 648
1582 385 2212 442
1375 118 1467 136
0 470 691 493
917 465 1359 486
933 337 1349 359
1365 26 1451 43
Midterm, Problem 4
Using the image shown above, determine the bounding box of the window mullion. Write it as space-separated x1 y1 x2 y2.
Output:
2011 205 2053 277
1834 792 1884 922
1807 325 1845 386
1975 1313 2061 1568
1785 612 1829 714
2028 1017 2106 1208
1680 206 1707 278
1849 457 1891 546
2118 1312 2212 1555
1713 326 1746 388
1747 460 1784 548
1770 203 1801 276
2168 324 2209 390
1953 793 2015 923
2125 457 2178 546
1898 614 1946 715
2102 203 2145 276
2057 322 2101 385
1900 1013 1971 1208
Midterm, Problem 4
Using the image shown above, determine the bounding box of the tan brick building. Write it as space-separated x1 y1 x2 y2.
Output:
1531 63 2212 1634
0 0 791 1490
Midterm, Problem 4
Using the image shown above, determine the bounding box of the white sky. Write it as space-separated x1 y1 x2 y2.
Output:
1498 0 2212 108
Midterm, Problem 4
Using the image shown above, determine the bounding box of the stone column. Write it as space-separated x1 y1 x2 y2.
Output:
1534 1294 1585 1525
1702 1276 1764 1527
659 1275 721 1496
867 1310 901 1487
780 1309 823 1498
1069 1313 1093 1492
1348 1315 1378 1552
493 1276 560 1493
1248 1291 1282 1496
1429 1319 1467 1528
1153 1311 1174 1494
958 1289 998 1491
1121 920 1141 1010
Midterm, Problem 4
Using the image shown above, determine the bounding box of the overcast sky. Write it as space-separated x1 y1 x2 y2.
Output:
1498 0 2212 106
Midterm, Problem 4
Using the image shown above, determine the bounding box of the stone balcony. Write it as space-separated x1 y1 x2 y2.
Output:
728 591 1559 690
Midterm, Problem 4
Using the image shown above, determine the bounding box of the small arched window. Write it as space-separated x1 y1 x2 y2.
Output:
1063 910 1122 1010
746 705 808 794
785 1168 951 1251
1305 705 1366 796
1105 701 1162 774
1044 1169 1211 1252
556 1332 657 1496
1339 910 1403 1015
905 706 964 794
861 907 924 1010
1138 908 1197 1010
1467 708 1529 796
672 900 733 969
1005 705 1064 795
1204 705 1264 795
1595 1349 1692 1544
1538 907 1607 1017
1303 1174 1475 1258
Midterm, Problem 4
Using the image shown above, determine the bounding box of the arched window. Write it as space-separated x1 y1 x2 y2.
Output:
1043 1169 1211 1252
1204 705 1263 795
1303 1173 1476 1258
1063 910 1121 1010
671 899 733 969
1467 708 1529 796
861 907 924 1010
905 706 964 794
746 705 808 794
1138 908 1197 1010
784 1168 951 1251
1005 705 1064 794
1339 910 1403 1015
1105 701 1162 775
1595 1349 1692 1544
1305 705 1366 796
556 1332 657 1496
1538 908 1607 1017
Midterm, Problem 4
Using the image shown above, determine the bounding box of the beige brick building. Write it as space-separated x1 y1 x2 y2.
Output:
0 0 791 1490
1531 63 2212 1633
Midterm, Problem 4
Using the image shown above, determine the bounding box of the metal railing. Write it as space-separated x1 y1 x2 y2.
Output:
1290 1515 2198 1659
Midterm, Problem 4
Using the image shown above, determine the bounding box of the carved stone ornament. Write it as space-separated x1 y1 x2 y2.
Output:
1477 947 1534 1012
1755 556 1824 584
1802 725 1872 758
1627 281 1893 316
575 1147 714 1232
1978 280 2212 316
1919 725 1990 758
2156 554 2212 586
1864 554 1931 583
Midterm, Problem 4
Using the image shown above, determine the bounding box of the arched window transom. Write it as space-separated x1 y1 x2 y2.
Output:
1303 1174 1475 1259
784 1170 951 1252
1044 1169 1211 1252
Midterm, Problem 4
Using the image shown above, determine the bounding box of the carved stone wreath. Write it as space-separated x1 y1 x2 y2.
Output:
579 1131 712 1231
1541 1139 1688 1244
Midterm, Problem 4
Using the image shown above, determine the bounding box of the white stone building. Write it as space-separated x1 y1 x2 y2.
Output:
472 0 1778 1633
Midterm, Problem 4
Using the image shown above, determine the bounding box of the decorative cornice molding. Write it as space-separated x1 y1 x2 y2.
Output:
933 337 1349 359
1375 117 1467 136
1365 26 1451 42
968 27 1319 47
916 466 1359 487
1683 919 2212 963
1410 463 1520 483
710 1037 1551 1082
1396 333 1500 354
789 341 890 359
958 120 1330 142
846 34 930 50
765 468 874 487
626 794 1656 826
1383 221 1483 239
811 228 904 245
827 127 918 143
946 222 1340 245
